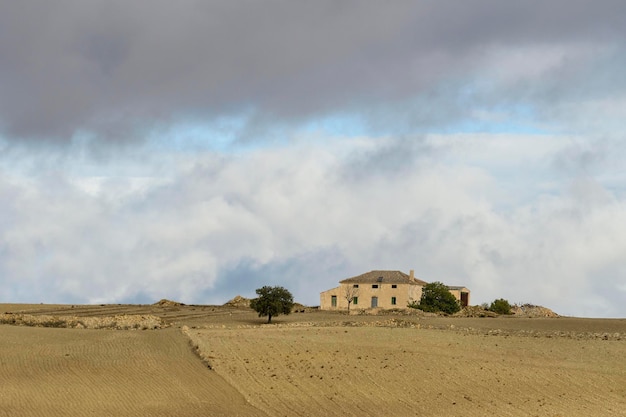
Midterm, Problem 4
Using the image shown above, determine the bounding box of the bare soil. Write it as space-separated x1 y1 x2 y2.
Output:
1 303 624 417
0 324 266 417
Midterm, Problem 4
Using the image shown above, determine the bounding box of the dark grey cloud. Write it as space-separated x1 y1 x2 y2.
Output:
552 139 609 175
339 135 435 182
1 1 625 142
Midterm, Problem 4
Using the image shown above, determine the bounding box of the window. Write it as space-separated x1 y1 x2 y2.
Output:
331 295 337 307
372 284 379 289
391 284 397 289
353 297 358 305
391 296 397 305
353 284 359 288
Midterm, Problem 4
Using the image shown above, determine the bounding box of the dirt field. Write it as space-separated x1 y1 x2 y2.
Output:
1 303 625 417
0 324 266 417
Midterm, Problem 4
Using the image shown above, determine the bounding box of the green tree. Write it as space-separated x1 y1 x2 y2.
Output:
489 298 512 315
249 286 294 323
412 281 460 314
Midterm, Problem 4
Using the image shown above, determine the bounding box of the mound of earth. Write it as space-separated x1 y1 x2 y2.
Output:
511 304 559 318
223 295 251 308
292 302 317 313
454 306 498 318
454 304 558 318
153 299 185 307
347 307 437 317
0 313 166 330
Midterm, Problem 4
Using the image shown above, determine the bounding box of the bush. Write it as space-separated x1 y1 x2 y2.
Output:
410 282 460 315
489 298 512 315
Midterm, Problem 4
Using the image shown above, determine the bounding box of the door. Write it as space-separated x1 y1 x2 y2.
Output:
460 292 469 307
371 296 378 308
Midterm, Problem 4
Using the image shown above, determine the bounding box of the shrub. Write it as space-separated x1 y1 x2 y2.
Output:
489 298 512 315
410 282 460 315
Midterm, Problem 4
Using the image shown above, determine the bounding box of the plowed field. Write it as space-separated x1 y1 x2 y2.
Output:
189 326 625 417
1 303 625 417
0 325 266 417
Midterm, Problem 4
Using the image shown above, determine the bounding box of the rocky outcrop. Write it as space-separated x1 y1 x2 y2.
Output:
0 313 166 330
454 306 499 317
454 304 559 318
153 299 185 307
223 295 251 308
511 304 559 318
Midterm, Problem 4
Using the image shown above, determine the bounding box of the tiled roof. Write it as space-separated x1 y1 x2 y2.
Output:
447 286 470 291
339 270 428 286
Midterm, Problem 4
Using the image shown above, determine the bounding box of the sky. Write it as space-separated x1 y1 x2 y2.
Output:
1 1 625 317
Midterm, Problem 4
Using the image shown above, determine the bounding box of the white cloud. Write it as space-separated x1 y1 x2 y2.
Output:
2 2 626 320
1 131 625 317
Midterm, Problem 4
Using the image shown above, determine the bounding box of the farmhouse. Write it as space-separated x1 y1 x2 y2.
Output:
320 270 426 310
320 270 470 311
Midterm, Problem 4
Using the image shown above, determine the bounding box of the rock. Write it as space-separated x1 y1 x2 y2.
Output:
153 299 185 307
0 313 166 330
511 304 559 318
454 306 498 318
223 295 251 308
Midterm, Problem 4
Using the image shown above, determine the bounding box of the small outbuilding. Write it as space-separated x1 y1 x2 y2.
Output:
447 286 471 307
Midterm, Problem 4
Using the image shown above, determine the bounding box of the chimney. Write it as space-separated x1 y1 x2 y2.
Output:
409 270 415 281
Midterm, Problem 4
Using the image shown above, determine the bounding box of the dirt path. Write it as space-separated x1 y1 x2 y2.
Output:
0 325 267 417
189 326 626 417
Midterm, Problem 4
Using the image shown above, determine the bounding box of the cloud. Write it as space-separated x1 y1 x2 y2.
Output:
1 133 625 317
1 2 625 319
1 1 625 142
